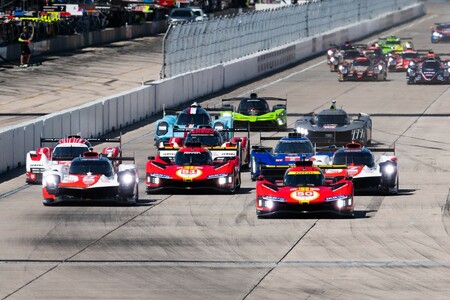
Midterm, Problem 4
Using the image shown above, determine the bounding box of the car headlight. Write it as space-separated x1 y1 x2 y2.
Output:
433 32 442 37
122 173 135 185
296 127 308 136
409 61 415 67
383 164 396 175
407 68 415 76
378 64 383 71
327 49 334 56
45 174 60 187
339 65 347 73
277 118 284 125
218 175 232 185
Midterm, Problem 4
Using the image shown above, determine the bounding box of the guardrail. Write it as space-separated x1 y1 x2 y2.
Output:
0 3 425 175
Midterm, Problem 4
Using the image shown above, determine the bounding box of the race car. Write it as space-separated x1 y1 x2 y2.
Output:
326 41 365 72
157 127 251 169
338 53 387 81
431 23 450 43
323 142 398 194
249 132 332 180
387 48 420 72
26 135 122 184
376 35 413 54
146 142 241 193
255 161 354 218
219 93 287 130
406 54 450 84
154 102 233 144
41 151 139 205
293 101 372 147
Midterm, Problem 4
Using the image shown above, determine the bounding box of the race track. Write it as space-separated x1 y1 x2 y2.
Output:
2 3 450 299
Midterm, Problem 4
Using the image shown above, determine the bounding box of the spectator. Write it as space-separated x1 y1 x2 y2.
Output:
18 27 32 68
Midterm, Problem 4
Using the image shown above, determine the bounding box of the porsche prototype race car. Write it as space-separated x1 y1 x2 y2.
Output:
338 53 387 81
294 101 372 147
146 143 241 193
157 127 251 169
26 135 122 184
219 93 287 130
406 54 450 84
42 151 139 205
326 41 365 72
154 102 233 144
249 133 333 180
387 48 420 72
323 142 398 194
255 161 354 218
431 23 450 43
377 35 413 54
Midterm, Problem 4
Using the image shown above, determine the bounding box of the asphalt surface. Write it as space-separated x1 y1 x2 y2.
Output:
2 2 450 299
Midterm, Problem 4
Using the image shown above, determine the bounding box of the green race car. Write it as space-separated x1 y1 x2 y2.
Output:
220 93 287 131
377 35 413 54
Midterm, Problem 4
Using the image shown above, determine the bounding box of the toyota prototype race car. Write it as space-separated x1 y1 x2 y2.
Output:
219 93 287 130
326 41 365 72
338 53 387 81
157 127 251 169
376 35 413 55
406 53 450 84
293 101 372 147
42 151 139 206
146 142 241 193
154 102 233 145
26 135 122 184
255 161 354 218
387 48 420 72
249 132 333 180
322 142 398 194
431 23 450 43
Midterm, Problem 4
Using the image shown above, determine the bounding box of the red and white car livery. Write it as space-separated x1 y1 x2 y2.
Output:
146 143 241 193
26 135 122 184
323 142 398 194
387 48 420 72
42 151 139 205
256 161 354 217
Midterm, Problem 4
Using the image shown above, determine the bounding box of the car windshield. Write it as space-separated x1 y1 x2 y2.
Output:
437 25 450 30
171 10 192 18
317 114 348 126
332 151 375 167
422 61 441 70
343 50 361 59
52 146 89 159
69 159 113 176
353 59 370 67
185 134 222 146
275 140 314 154
284 172 325 187
385 39 401 45
176 113 211 126
402 52 419 60
174 151 212 165
238 99 270 114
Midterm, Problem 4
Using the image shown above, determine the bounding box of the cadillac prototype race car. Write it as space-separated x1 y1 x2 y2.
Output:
294 101 372 147
249 132 333 180
157 127 251 169
338 53 387 81
42 151 139 205
154 102 233 144
431 23 450 43
406 54 450 84
255 161 354 218
146 143 241 193
323 142 398 194
26 135 122 184
219 93 287 130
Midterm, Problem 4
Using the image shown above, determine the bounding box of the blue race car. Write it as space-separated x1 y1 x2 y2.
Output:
249 133 333 180
431 23 450 43
154 102 233 145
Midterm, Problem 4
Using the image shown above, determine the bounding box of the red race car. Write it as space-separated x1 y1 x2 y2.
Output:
146 142 241 193
387 48 420 72
256 161 354 218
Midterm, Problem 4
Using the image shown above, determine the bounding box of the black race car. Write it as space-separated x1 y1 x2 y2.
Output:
293 101 372 146
406 55 450 84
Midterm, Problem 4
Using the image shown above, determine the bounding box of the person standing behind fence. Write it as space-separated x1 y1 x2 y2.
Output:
18 27 32 68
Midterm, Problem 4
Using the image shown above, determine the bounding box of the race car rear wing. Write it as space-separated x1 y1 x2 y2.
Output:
40 134 122 148
221 94 287 112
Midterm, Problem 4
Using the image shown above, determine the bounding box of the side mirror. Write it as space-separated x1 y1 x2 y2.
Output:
257 175 264 181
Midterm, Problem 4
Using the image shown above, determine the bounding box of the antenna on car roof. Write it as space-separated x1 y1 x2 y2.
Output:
330 100 336 110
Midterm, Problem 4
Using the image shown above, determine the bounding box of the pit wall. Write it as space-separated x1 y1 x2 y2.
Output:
0 3 425 174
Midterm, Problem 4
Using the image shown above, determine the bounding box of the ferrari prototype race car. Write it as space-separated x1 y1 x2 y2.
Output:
255 161 354 218
406 54 450 84
326 41 365 72
154 102 233 144
219 93 287 130
431 23 450 43
42 151 139 205
26 135 122 184
157 127 251 169
249 132 333 180
387 48 420 72
294 101 372 147
323 142 398 194
376 35 413 54
146 142 241 193
338 53 387 81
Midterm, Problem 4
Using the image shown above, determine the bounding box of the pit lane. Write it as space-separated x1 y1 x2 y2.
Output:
2 2 450 299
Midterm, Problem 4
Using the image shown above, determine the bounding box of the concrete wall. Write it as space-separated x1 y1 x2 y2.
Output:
0 3 425 174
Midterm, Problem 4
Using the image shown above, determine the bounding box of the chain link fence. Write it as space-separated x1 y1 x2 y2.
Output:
161 0 419 78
